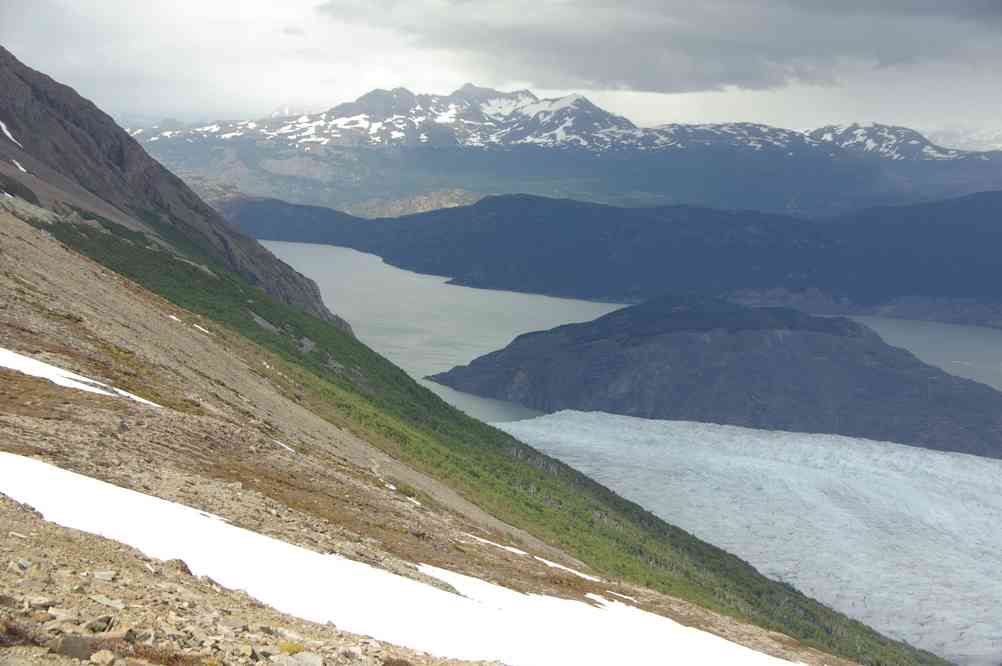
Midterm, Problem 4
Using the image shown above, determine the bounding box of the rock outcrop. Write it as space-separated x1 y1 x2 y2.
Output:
431 296 1002 458
0 46 349 332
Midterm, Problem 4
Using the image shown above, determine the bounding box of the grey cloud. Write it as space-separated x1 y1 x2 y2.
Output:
315 0 1002 93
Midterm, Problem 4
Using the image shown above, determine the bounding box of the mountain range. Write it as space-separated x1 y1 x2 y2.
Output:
222 191 1002 330
133 83 989 159
130 84 1002 217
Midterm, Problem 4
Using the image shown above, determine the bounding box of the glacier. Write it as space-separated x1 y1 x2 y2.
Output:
497 411 1002 666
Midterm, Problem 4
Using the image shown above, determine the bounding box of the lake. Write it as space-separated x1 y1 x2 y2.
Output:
264 241 621 421
266 241 1002 421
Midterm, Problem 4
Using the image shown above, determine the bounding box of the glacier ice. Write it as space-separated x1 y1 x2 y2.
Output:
498 411 1002 666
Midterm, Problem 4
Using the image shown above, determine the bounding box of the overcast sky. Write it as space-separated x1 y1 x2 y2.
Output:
2 0 1001 132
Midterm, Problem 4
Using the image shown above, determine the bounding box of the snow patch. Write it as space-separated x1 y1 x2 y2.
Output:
0 120 24 148
272 439 296 454
461 532 529 557
0 453 796 666
434 105 459 124
519 95 585 118
11 159 27 174
0 347 159 408
192 324 212 335
533 556 602 582
480 92 538 118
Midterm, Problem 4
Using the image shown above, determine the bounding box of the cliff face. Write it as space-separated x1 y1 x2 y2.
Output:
0 46 349 332
431 296 1002 458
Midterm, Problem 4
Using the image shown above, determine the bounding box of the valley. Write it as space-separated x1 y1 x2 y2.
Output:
1 14 999 666
2 203 871 666
265 239 1002 664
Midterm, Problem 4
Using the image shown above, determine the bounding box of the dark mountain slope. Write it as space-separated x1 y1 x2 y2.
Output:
431 295 1002 458
223 191 1002 325
0 45 348 330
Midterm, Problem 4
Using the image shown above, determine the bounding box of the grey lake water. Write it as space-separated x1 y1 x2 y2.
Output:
264 241 622 421
265 241 1002 422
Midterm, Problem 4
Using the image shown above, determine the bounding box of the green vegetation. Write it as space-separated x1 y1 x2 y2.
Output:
34 212 951 666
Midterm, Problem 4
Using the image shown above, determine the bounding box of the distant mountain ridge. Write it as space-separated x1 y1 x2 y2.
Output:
430 295 1002 459
132 85 1002 217
223 191 1002 330
131 83 992 160
807 122 975 161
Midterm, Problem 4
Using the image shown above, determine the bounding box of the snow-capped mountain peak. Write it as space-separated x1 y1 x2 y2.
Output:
807 122 968 160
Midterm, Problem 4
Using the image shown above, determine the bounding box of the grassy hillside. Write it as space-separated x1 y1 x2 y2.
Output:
26 209 950 666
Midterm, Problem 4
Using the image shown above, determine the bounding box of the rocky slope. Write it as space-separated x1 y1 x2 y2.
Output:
0 188 944 664
130 84 1002 216
1 495 481 666
430 296 1002 458
0 45 347 330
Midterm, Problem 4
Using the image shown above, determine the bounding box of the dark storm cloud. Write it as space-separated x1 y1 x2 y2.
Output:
315 0 1002 93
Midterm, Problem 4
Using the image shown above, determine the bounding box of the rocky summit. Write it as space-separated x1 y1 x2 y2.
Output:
0 46 348 330
430 295 1002 458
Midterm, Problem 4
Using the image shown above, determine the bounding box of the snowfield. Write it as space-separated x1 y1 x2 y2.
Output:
0 453 797 666
0 347 160 407
497 411 1002 666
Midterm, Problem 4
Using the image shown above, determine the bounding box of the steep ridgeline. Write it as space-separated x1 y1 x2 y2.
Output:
223 192 1002 329
430 296 1002 458
133 84 1002 217
0 46 348 330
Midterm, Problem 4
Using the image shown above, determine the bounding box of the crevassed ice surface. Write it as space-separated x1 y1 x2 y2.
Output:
0 453 795 666
497 411 1002 666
